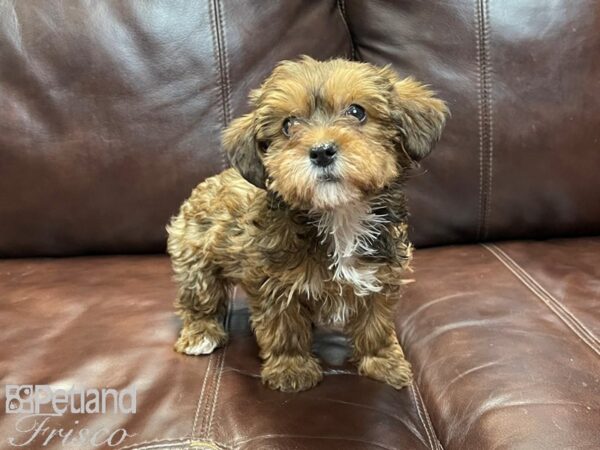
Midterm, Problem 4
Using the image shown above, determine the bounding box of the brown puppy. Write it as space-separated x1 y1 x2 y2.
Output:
167 57 448 392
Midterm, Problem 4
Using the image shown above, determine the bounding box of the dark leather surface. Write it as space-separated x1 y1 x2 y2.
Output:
1 3 599 448
1 238 598 449
345 0 600 247
2 1 600 256
0 256 434 450
397 238 600 449
0 1 350 257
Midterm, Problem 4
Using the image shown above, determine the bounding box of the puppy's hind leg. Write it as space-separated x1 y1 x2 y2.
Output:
172 257 231 356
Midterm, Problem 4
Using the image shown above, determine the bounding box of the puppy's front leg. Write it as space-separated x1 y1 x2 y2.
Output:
252 298 322 392
347 295 413 389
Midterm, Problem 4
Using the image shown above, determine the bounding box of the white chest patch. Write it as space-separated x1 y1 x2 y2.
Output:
314 202 387 296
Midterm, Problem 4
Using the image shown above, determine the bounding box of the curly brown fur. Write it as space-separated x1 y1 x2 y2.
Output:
167 57 448 392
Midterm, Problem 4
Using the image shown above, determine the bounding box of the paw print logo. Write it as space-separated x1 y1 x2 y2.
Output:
5 385 35 414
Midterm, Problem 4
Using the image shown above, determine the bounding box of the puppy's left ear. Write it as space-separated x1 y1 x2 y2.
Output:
222 113 267 189
382 68 449 162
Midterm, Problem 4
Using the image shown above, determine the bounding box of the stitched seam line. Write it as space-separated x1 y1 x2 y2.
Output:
474 0 484 240
475 0 493 240
410 384 433 449
198 350 218 437
483 244 600 357
484 244 600 352
198 309 229 439
414 385 444 450
482 0 493 239
118 437 231 450
207 287 235 440
336 0 357 60
229 434 401 450
125 443 191 450
410 383 441 450
118 437 191 450
195 294 233 439
216 0 232 126
204 347 225 439
485 0 494 238
192 351 214 436
209 0 232 171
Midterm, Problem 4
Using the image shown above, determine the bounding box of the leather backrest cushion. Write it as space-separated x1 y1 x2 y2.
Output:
1 1 599 256
346 0 600 247
0 1 351 256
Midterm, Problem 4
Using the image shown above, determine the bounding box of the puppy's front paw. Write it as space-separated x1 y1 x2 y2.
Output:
174 320 227 356
358 346 413 389
262 355 323 392
179 335 219 355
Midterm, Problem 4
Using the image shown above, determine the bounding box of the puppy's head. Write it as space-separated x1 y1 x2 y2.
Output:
223 57 448 210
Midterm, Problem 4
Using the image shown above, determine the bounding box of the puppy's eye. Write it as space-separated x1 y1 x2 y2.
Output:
345 104 367 123
282 117 297 137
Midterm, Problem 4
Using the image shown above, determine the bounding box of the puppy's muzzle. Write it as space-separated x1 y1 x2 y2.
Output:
310 142 337 168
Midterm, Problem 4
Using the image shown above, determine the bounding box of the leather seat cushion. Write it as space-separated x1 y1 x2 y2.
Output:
398 237 600 449
1 237 598 449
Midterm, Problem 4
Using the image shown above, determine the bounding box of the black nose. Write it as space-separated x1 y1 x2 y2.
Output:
310 143 337 167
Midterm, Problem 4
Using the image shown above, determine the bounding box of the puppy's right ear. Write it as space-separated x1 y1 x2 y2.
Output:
222 113 266 189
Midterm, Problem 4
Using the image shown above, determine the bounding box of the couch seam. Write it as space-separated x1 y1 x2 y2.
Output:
482 244 600 357
118 437 231 450
410 383 444 450
209 0 232 172
198 351 219 437
192 349 215 436
204 349 225 440
207 288 235 440
336 0 357 60
228 433 401 449
193 289 234 438
118 437 190 450
416 385 444 450
474 0 493 241
410 384 433 449
216 0 232 126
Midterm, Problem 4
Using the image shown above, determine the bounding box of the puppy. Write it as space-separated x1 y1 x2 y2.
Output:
167 57 448 392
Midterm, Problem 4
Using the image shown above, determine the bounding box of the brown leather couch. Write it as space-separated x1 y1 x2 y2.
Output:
1 2 598 449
